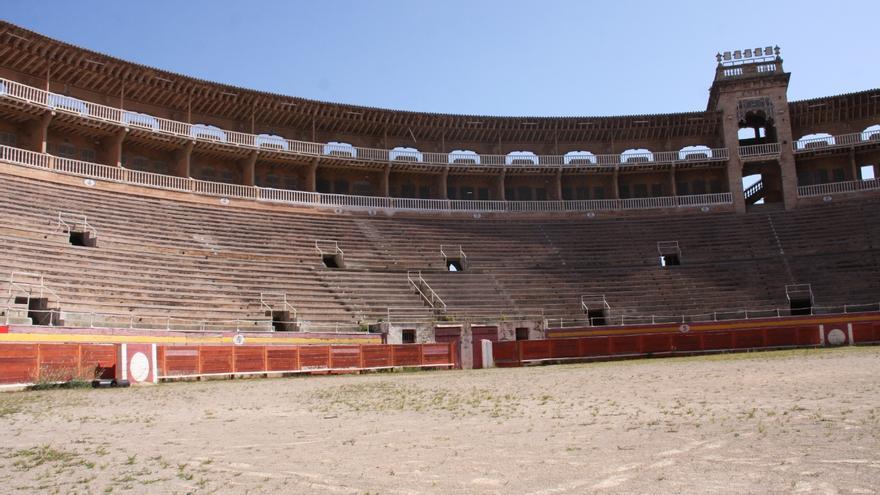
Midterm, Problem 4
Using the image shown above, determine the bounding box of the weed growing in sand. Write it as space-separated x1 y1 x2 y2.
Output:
8 445 87 471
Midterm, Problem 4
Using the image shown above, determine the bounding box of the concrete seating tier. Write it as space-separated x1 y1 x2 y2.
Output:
0 171 879 330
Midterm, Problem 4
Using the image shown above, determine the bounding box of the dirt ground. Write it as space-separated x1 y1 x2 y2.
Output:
1 347 879 494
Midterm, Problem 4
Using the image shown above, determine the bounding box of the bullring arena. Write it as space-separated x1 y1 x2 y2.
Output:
0 17 879 494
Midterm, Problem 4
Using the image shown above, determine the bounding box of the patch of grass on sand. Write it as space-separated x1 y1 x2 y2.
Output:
8 445 87 471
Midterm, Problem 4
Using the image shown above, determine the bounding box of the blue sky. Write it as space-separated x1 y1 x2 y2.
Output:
3 0 878 117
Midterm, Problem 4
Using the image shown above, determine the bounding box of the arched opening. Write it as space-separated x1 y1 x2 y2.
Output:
505 151 538 165
620 149 654 164
324 142 357 158
122 111 159 131
564 151 597 165
48 94 89 116
743 173 764 205
736 100 777 145
448 150 480 165
795 133 835 151
864 124 880 141
191 124 227 142
255 133 289 151
738 128 757 140
390 146 423 162
679 145 712 161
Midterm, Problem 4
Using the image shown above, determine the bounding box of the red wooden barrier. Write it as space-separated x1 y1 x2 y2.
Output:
153 342 456 380
495 315 880 367
266 346 298 372
0 343 116 384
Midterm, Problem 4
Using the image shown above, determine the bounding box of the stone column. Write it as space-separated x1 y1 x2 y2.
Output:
496 169 506 200
777 142 799 210
849 149 859 180
103 128 127 167
612 168 620 200
241 151 257 186
554 168 563 200
304 157 318 192
173 141 193 178
381 163 391 197
720 122 746 212
27 111 53 153
439 168 449 199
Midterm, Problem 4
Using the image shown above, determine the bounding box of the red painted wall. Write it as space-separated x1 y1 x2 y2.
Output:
496 314 880 367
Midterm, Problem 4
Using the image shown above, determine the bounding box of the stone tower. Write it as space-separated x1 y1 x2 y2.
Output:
708 46 797 211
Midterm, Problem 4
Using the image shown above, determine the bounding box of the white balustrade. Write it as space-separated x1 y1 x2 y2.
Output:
798 178 880 197
0 144 743 214
738 143 781 158
0 77 734 170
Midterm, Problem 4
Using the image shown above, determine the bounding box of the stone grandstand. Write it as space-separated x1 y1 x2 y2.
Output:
0 21 878 358
1 166 879 334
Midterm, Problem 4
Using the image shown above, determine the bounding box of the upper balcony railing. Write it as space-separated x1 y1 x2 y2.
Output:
719 61 781 79
793 131 880 153
798 178 880 198
0 77 729 170
738 143 781 160
0 144 733 214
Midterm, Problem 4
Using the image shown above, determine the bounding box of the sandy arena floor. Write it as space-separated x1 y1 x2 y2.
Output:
1 347 879 494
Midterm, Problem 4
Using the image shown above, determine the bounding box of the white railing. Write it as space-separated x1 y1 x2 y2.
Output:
738 143 781 158
744 179 763 200
797 178 880 197
194 180 257 199
676 193 733 207
0 145 737 213
127 169 192 192
794 131 880 152
259 187 320 205
0 77 730 170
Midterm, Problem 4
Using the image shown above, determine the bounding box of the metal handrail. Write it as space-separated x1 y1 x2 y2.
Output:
0 305 319 332
314 239 344 257
785 283 813 303
580 294 611 314
656 241 681 255
407 270 447 313
0 77 731 170
548 300 880 329
440 244 466 262
56 212 98 238
259 292 298 321
5 271 62 306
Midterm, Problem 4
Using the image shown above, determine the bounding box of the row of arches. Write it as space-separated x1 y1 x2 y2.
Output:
9 86 878 161
793 125 880 149
322 143 716 164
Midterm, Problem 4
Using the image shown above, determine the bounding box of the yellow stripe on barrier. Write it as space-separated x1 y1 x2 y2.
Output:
0 332 380 345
